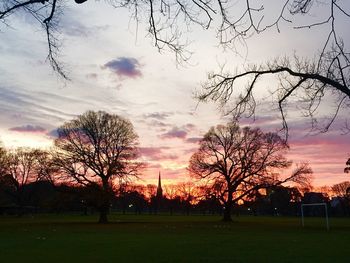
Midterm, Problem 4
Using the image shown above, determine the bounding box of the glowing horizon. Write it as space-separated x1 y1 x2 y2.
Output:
1 117 349 188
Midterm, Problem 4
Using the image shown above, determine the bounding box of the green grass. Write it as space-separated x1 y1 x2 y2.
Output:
0 214 349 263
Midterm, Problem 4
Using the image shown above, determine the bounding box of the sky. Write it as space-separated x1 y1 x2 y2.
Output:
0 0 349 187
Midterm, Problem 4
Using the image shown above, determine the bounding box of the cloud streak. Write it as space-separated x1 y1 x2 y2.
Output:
9 124 46 133
0 86 75 125
185 137 202 144
143 112 173 120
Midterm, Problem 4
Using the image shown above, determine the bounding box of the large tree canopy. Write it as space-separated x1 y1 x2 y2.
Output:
53 110 142 223
189 121 312 221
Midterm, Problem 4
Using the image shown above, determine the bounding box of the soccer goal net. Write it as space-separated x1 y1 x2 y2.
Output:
301 203 329 230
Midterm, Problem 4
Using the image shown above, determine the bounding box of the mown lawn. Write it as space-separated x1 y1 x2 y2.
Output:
0 214 349 262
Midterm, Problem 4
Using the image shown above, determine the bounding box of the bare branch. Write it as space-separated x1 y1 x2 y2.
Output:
200 53 350 137
189 121 306 221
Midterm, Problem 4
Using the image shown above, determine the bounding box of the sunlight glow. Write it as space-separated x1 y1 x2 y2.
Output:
1 132 53 149
160 161 187 170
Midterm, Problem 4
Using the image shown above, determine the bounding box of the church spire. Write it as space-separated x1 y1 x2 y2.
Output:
156 171 163 199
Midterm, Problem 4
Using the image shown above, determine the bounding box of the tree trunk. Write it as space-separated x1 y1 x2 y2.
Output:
98 204 109 224
186 204 190 216
222 195 233 222
99 178 111 224
222 207 232 221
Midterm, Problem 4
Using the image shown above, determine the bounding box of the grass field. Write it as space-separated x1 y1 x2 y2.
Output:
0 214 349 263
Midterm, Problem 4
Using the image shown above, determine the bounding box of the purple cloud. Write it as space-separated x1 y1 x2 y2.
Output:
160 127 188 139
139 146 166 156
149 120 169 127
183 147 199 154
143 112 173 120
139 146 178 161
103 57 142 78
9 125 46 133
185 137 202 144
183 123 196 130
47 129 59 138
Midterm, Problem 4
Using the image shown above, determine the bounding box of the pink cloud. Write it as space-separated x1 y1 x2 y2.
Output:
9 125 46 134
287 132 350 187
160 127 187 139
240 115 280 126
139 146 178 161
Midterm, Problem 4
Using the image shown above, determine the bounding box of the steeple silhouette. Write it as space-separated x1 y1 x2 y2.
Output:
156 171 163 199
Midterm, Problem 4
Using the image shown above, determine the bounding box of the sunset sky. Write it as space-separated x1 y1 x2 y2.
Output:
0 1 349 187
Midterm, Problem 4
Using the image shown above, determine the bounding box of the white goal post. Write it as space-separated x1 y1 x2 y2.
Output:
301 203 329 230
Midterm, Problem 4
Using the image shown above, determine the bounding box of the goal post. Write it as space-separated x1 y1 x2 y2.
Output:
301 203 329 230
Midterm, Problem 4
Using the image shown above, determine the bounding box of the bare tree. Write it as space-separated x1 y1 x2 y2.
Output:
163 184 179 200
0 144 8 177
331 180 350 215
163 183 180 215
53 110 142 223
332 181 350 197
188 121 312 221
145 183 157 200
199 53 350 138
345 158 350 173
5 147 46 208
34 149 63 186
195 1 350 137
177 181 196 215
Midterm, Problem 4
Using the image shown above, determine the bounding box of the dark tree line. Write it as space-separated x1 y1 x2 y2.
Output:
1 111 349 222
2 179 350 217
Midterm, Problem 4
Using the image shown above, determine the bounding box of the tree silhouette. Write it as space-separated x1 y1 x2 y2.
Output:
4 148 45 209
53 110 142 223
345 158 350 173
188 121 312 221
177 182 196 215
196 1 349 137
0 144 8 177
332 181 350 197
199 52 350 138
